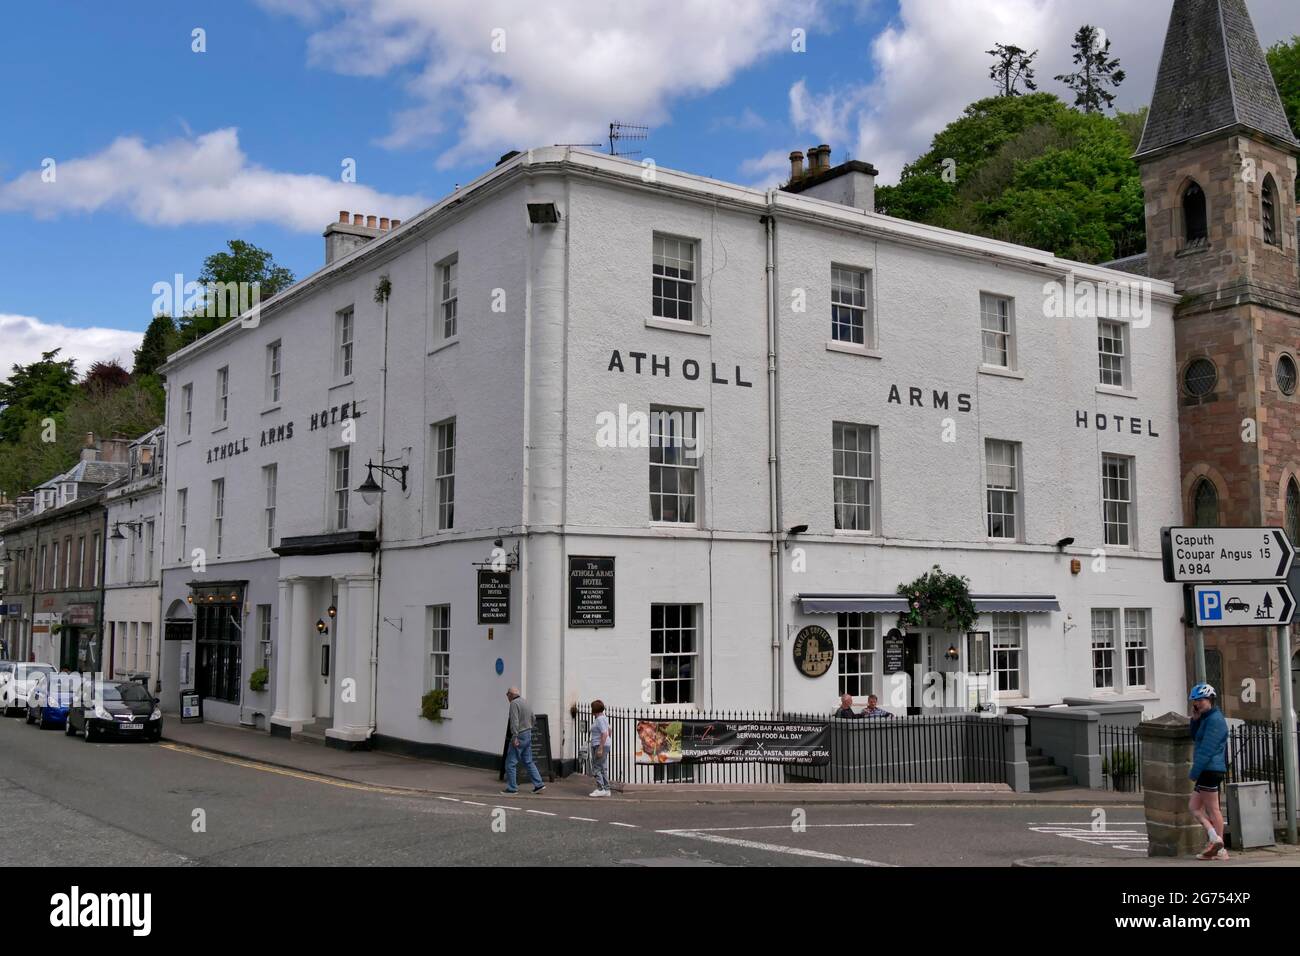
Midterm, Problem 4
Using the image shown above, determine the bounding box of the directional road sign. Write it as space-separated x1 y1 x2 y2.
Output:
1162 527 1295 583
1188 583 1295 628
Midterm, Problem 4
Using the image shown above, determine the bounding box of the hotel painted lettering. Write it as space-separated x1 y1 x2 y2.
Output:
1075 411 1159 437
309 400 364 431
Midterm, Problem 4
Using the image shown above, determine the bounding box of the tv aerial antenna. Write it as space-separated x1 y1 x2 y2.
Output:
608 121 648 158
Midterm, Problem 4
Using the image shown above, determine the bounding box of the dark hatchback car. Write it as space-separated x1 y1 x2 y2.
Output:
66 680 162 742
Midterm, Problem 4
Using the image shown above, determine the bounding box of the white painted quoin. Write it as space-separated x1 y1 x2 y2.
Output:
158 147 1187 764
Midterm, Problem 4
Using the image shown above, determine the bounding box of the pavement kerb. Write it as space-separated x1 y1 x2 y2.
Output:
159 729 1145 808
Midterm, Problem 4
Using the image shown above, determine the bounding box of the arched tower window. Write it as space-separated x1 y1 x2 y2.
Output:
1262 174 1280 247
1193 478 1219 527
1183 181 1208 247
1287 478 1300 546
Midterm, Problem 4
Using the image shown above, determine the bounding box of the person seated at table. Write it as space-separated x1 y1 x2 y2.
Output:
861 694 892 718
833 693 861 718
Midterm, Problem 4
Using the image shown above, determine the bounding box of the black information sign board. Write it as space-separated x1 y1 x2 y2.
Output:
498 713 555 782
477 570 511 625
179 689 203 723
883 628 906 674
635 718 830 766
569 556 615 628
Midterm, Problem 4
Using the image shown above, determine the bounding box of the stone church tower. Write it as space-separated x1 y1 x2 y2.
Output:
1136 0 1299 718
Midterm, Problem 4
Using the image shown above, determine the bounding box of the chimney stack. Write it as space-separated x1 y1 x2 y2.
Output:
780 144 877 213
324 210 400 265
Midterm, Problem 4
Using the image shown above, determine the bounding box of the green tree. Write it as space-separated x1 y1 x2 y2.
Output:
876 93 1145 263
875 93 1072 222
1055 25 1126 114
0 349 78 445
987 43 1039 97
1267 36 1300 137
173 240 296 347
132 313 177 378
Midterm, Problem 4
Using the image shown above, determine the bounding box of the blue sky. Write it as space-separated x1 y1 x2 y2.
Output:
1 0 1296 374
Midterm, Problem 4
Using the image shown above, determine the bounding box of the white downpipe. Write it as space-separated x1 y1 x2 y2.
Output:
763 198 783 712
368 282 390 736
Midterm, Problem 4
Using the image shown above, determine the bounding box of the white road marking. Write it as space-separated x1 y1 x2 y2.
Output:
610 822 638 828
526 809 557 816
462 800 486 807
681 823 915 833
437 796 460 802
570 816 598 822
1029 824 1148 852
660 829 892 866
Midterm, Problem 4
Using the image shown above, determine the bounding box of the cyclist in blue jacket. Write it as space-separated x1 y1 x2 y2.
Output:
1188 683 1229 861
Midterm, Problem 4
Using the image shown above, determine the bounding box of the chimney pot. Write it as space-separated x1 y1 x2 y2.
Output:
789 151 805 183
353 213 364 226
338 210 349 223
391 219 401 228
366 215 377 228
379 217 390 230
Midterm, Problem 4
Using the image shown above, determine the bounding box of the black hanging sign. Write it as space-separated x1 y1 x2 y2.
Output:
569 556 615 628
883 628 906 674
477 570 511 625
792 625 834 677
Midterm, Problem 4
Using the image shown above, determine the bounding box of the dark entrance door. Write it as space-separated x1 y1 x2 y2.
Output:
902 632 921 715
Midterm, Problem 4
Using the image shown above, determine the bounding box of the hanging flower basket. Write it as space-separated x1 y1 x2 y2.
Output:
896 565 978 633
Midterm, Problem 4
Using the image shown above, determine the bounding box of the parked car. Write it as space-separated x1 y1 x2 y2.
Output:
66 679 162 742
0 662 14 709
25 672 81 730
4 663 55 716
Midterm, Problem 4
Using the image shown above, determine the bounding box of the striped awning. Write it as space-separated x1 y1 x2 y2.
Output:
798 594 1060 615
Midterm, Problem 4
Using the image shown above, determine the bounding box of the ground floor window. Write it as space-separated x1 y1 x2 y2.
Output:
1091 609 1117 689
1090 606 1151 692
428 605 450 707
991 613 1023 694
195 600 242 703
650 603 697 704
836 612 875 697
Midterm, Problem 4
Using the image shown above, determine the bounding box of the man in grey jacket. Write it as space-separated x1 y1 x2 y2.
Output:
501 687 546 794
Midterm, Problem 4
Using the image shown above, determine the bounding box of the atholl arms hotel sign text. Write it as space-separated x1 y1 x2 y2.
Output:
206 399 364 465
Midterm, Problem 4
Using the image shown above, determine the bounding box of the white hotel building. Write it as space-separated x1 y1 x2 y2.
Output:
157 146 1187 763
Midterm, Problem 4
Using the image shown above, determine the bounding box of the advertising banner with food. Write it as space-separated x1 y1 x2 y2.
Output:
635 719 830 766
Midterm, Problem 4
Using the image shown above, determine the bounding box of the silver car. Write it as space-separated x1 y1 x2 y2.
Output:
3 663 56 716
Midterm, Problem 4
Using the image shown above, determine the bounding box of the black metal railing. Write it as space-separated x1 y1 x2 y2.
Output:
1226 720 1287 821
1100 723 1142 793
573 704 1007 785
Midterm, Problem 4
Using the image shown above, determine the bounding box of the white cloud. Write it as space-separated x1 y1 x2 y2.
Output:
774 0 1300 184
0 314 143 380
0 128 429 232
260 0 822 168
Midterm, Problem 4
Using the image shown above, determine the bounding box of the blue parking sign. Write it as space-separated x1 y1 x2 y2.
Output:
1198 590 1223 621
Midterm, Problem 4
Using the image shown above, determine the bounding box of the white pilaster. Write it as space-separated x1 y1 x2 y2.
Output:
327 574 375 745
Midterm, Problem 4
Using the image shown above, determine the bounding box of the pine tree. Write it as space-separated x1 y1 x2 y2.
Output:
987 43 1039 97
132 313 176 378
1056 25 1126 113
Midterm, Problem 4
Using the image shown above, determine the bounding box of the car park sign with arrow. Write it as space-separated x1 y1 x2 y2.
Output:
1188 583 1295 628
1161 527 1295 583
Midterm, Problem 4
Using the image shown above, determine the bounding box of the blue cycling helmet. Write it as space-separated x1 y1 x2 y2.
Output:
1189 683 1217 701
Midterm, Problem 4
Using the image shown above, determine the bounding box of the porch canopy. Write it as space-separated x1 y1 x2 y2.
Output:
797 594 1060 615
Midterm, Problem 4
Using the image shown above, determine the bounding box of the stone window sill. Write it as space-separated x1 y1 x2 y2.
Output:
646 317 711 336
826 340 881 359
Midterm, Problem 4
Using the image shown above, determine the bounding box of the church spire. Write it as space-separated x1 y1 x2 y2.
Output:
1136 0 1298 158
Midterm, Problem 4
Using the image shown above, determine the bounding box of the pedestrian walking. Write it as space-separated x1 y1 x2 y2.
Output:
1188 682 1229 861
501 687 546 795
589 699 612 797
